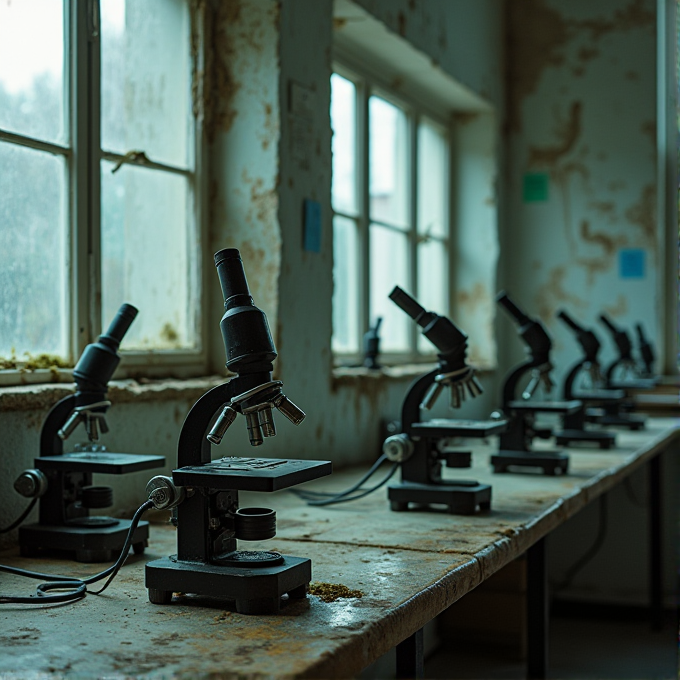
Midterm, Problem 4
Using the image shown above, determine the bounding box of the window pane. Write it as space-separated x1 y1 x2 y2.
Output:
370 225 409 352
332 216 360 354
0 0 66 145
0 142 68 358
417 239 448 353
369 96 408 228
101 162 196 350
101 0 192 168
331 74 357 216
418 118 448 238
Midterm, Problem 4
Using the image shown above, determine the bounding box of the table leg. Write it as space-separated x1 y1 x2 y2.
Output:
395 627 424 679
527 537 548 680
649 454 663 631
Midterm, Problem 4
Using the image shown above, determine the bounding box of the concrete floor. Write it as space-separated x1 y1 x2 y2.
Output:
426 613 677 679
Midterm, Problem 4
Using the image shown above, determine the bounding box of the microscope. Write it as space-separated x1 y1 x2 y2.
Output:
14 304 165 562
363 317 382 369
381 287 506 514
144 248 332 614
599 314 658 390
552 309 618 449
491 293 580 475
581 314 653 430
636 323 656 378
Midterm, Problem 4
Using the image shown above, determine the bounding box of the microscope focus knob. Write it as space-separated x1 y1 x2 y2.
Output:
14 469 48 498
383 434 414 463
146 476 186 510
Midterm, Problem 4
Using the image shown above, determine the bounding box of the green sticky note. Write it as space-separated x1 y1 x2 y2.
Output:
523 173 549 202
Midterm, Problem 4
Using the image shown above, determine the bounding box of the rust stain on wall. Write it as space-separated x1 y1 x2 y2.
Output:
201 0 244 142
577 0 654 41
506 0 570 133
603 294 628 317
579 219 620 256
457 282 490 312
641 120 656 149
452 111 481 127
625 184 656 246
535 266 586 321
528 102 582 168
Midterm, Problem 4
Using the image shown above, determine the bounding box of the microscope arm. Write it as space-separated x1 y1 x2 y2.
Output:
501 359 536 409
39 396 76 456
400 369 440 434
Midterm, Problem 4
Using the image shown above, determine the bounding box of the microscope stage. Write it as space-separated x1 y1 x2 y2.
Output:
35 452 166 474
508 399 581 415
173 457 332 492
410 419 508 438
571 389 626 402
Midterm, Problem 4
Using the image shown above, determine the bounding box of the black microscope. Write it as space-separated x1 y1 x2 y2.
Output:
635 323 656 378
14 304 165 562
599 314 658 390
552 309 618 449
144 249 332 614
491 293 580 475
381 287 507 514
581 314 653 430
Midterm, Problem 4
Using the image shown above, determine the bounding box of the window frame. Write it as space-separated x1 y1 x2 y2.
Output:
0 0 207 386
331 61 454 366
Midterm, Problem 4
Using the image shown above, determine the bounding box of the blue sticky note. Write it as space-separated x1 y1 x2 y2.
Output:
619 249 645 278
303 199 321 253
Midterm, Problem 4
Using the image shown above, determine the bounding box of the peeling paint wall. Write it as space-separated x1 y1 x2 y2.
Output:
504 0 676 608
503 0 659 378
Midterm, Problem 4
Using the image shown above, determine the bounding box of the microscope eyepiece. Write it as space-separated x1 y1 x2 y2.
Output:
496 292 530 326
389 286 428 326
100 303 138 349
556 309 585 334
215 248 251 307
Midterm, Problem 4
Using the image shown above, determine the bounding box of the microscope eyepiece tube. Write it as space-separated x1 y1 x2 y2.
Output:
101 303 138 348
496 292 530 326
214 248 251 304
389 286 427 325
556 309 585 334
599 314 618 333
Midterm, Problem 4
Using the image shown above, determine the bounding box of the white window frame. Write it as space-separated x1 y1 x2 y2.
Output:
332 62 454 366
0 0 206 386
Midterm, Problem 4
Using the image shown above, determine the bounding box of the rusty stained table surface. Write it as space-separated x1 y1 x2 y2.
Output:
1 417 678 679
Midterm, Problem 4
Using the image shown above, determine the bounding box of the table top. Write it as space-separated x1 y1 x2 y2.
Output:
1 418 678 679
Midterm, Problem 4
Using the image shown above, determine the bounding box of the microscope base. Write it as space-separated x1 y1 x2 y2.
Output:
388 481 491 515
145 554 310 614
554 429 616 449
491 451 569 476
18 519 150 563
585 409 646 430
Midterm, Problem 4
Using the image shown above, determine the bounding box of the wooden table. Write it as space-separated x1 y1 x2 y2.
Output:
1 418 677 679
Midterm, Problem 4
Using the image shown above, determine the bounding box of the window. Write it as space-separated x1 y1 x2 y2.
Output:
331 68 451 363
0 0 200 380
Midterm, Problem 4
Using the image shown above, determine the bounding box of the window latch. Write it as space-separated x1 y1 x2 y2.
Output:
111 150 150 174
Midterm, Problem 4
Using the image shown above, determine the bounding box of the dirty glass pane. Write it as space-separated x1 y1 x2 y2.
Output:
369 96 408 229
101 161 196 350
370 224 409 353
101 0 192 168
332 216 360 354
417 239 448 353
418 118 448 239
331 74 357 216
0 142 68 358
0 0 66 145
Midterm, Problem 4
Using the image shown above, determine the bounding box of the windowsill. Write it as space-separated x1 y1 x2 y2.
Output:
332 362 497 386
0 375 226 413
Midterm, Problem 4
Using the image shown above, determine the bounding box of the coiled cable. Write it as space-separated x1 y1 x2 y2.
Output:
0 500 153 605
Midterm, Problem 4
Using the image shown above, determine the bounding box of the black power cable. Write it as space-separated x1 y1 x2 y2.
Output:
553 494 608 592
290 454 399 506
0 498 37 534
0 500 153 605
